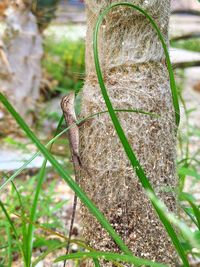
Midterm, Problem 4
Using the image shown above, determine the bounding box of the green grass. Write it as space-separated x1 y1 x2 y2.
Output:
0 171 68 266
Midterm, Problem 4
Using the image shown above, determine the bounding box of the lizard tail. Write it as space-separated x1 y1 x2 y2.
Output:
63 195 78 267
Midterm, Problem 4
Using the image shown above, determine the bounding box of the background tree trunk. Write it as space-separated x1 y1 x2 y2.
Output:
0 1 43 125
79 0 179 266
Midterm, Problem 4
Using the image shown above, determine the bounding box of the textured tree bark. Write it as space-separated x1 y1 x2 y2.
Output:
0 1 43 126
79 0 179 266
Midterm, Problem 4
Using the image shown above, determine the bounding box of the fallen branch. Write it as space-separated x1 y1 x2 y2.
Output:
173 60 200 69
171 32 200 42
171 9 200 16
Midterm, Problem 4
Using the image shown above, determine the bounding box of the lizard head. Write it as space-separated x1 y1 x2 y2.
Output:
61 92 75 111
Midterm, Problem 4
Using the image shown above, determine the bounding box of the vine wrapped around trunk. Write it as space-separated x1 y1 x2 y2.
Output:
79 1 179 266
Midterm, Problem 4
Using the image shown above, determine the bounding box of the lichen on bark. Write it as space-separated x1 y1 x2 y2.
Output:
79 1 179 266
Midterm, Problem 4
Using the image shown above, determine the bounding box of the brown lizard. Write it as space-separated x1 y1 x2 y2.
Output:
61 92 81 266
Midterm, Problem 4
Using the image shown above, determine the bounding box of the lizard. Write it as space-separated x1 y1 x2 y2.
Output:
61 92 82 267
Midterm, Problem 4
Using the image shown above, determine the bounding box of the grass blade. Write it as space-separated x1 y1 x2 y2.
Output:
148 191 200 248
189 202 200 230
0 127 67 192
26 160 47 266
93 3 188 266
185 199 200 230
5 224 12 267
0 109 157 192
32 241 102 267
54 251 168 267
93 259 101 267
26 115 64 266
10 181 28 263
0 201 24 261
181 205 199 229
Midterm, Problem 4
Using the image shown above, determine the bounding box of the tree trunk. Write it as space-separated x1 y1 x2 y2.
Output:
0 1 43 126
79 0 179 266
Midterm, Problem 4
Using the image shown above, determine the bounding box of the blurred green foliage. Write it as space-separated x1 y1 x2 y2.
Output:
43 37 85 95
32 0 59 31
171 38 200 52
